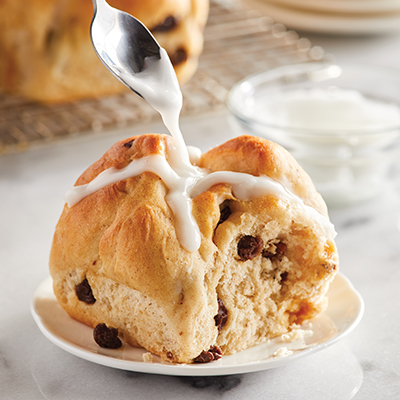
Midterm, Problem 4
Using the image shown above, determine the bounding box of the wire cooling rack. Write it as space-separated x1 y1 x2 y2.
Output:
0 0 327 154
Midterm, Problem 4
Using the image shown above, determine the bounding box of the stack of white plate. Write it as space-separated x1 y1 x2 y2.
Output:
245 0 400 34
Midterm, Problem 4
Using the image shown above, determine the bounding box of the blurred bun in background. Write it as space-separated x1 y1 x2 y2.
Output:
0 0 209 103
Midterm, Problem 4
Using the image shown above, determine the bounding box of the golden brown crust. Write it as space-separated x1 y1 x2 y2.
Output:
200 135 328 217
49 134 338 363
0 0 209 103
75 135 169 185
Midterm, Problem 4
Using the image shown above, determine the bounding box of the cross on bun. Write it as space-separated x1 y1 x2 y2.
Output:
0 0 209 103
49 134 338 363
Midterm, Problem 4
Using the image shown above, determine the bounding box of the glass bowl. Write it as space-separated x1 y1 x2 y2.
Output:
227 62 400 206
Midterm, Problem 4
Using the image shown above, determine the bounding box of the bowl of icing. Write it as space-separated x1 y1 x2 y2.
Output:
228 62 400 206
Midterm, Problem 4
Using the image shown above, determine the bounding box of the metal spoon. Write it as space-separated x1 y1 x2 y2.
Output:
90 0 161 96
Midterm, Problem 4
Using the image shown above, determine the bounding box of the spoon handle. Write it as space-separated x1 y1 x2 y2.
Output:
91 0 98 14
91 0 107 13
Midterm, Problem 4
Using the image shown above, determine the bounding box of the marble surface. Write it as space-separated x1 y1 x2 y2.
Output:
2 17 400 400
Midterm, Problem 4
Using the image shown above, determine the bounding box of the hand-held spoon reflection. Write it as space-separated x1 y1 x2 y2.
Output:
90 0 161 97
90 0 190 169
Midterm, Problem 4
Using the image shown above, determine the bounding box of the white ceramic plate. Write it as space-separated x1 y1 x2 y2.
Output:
31 273 363 376
268 0 400 14
244 0 400 34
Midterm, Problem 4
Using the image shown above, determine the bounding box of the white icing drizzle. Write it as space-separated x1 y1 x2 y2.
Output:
65 153 336 252
65 153 202 252
66 155 177 206
118 48 194 174
191 171 336 240
65 41 336 252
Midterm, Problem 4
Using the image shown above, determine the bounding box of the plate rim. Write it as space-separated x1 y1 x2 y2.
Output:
266 0 400 14
247 0 400 34
31 272 364 376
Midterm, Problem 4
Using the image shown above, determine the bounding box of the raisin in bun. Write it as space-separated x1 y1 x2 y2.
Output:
0 0 209 103
49 134 338 363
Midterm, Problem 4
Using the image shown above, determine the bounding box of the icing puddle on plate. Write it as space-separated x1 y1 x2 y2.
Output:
31 272 364 376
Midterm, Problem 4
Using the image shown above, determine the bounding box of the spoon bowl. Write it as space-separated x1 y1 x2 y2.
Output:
90 0 161 96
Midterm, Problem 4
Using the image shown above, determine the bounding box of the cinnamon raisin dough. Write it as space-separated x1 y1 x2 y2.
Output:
0 0 209 103
49 134 338 363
